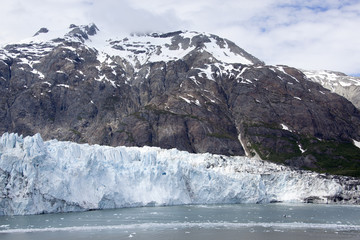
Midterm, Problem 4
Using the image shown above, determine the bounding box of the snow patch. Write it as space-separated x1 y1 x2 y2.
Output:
56 84 70 88
277 66 299 83
339 81 352 87
280 124 292 132
179 95 201 106
196 65 214 81
298 144 306 153
354 139 360 149
238 134 248 157
95 74 117 88
179 96 191 104
204 40 252 65
189 76 201 86
31 69 45 79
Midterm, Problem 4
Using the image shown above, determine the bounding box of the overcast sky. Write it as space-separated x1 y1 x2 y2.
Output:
1 0 360 75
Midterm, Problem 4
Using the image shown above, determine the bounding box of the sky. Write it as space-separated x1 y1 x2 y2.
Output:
1 0 360 76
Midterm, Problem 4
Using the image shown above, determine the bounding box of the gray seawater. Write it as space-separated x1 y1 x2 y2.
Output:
0 203 359 240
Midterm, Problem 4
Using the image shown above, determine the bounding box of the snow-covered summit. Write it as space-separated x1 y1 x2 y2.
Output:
303 70 360 89
95 30 264 66
303 69 360 108
24 23 99 44
0 24 100 69
1 23 263 69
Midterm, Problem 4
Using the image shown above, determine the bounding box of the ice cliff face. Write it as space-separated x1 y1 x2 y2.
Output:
0 133 359 216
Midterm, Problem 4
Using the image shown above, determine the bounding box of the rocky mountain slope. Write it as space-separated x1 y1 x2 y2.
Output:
1 24 360 177
303 69 360 109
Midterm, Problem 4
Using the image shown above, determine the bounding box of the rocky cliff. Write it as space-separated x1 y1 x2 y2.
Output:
1 24 359 176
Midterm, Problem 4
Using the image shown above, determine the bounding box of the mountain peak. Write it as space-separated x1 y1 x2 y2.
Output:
1 24 360 177
303 69 360 108
67 23 99 37
33 27 49 37
94 29 264 67
65 23 99 42
17 24 263 67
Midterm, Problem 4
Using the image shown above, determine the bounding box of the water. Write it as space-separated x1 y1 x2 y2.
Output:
0 203 359 240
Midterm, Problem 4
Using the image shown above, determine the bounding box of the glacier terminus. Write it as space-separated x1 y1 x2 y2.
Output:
0 133 359 216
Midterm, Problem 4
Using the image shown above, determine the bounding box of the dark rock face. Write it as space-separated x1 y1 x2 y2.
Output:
0 24 359 176
33 28 49 36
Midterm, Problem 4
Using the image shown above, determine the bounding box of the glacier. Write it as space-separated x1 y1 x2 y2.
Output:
0 133 359 216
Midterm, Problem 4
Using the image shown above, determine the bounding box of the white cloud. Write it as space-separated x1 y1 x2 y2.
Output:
0 0 359 75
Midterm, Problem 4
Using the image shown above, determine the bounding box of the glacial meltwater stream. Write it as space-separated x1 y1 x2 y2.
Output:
0 203 359 240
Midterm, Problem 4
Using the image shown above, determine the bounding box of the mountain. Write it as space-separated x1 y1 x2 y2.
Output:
1 133 359 215
0 23 360 177
303 69 360 109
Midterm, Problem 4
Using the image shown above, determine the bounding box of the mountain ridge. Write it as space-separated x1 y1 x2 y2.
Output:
303 69 360 109
1 23 360 177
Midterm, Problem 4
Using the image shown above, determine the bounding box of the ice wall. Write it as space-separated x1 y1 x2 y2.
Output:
0 133 358 215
